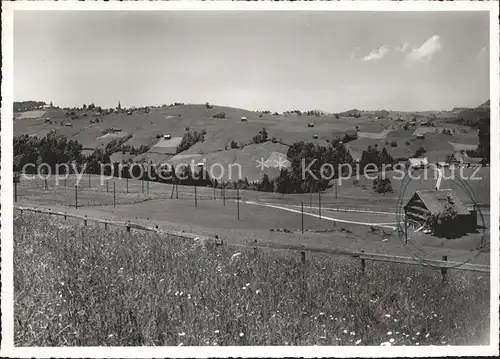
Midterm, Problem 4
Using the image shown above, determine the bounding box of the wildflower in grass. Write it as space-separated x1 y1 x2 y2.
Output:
380 342 391 346
256 289 261 294
389 338 395 343
343 329 348 334
416 343 420 346
387 331 392 335
350 331 355 336
179 291 183 296
178 343 183 346
355 339 362 345
384 314 391 318
230 252 242 262
214 330 220 334
178 332 186 336
60 281 65 286
425 333 430 338
239 332 244 338
319 312 325 316
187 294 191 299
246 283 250 287
108 334 114 338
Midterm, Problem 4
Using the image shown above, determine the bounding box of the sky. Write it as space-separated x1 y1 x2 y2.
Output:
14 11 490 112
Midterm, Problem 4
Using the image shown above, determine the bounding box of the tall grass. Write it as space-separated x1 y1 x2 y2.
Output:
14 212 489 346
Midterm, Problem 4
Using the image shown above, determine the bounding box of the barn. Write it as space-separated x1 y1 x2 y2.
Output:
407 157 428 169
403 189 477 233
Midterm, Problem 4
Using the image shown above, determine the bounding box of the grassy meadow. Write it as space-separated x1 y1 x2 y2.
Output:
14 212 490 346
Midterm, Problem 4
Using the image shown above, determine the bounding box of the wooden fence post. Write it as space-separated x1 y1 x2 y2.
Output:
64 177 67 188
223 187 226 206
14 179 17 203
318 190 322 220
237 187 240 220
213 181 216 200
194 184 198 207
84 215 88 226
106 180 109 193
88 171 91 188
360 250 366 275
300 249 307 305
176 181 179 199
104 222 108 230
404 210 408 245
253 239 258 258
126 221 131 233
142 178 144 194
75 185 78 209
147 178 150 195
113 181 116 207
126 176 129 194
441 255 448 284
44 177 48 190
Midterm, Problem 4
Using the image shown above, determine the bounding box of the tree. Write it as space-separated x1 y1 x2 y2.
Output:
258 173 274 192
477 117 490 161
230 140 238 149
275 169 293 195
414 146 426 158
425 204 460 237
379 148 394 166
372 176 393 194
252 128 268 144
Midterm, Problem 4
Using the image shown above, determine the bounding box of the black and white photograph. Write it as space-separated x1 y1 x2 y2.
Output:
1 1 499 357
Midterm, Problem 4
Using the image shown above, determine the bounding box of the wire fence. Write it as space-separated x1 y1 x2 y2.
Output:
15 205 491 282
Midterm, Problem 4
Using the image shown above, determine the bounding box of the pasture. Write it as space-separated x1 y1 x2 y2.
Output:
15 174 490 264
14 212 490 346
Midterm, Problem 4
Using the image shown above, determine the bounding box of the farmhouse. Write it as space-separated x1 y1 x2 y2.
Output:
407 157 428 169
404 189 477 232
240 116 247 122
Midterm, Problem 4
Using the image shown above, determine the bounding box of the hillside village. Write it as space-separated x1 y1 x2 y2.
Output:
14 99 490 183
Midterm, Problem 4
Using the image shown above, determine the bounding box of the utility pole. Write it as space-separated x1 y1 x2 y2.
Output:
301 201 304 233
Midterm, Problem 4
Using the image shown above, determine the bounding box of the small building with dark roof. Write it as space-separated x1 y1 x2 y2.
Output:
403 189 477 234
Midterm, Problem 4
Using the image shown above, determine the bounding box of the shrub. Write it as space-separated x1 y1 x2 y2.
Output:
212 112 225 119
252 128 268 144
230 140 238 149
372 176 393 194
414 146 426 158
390 140 398 147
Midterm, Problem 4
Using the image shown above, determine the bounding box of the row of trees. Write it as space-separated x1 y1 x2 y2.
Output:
14 132 84 173
176 129 207 153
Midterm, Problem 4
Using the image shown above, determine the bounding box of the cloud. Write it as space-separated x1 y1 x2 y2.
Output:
350 47 361 60
361 45 390 61
397 41 409 52
406 35 442 62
